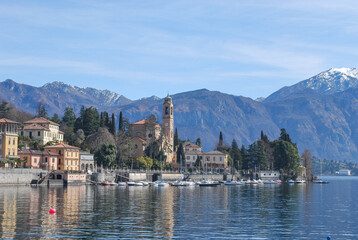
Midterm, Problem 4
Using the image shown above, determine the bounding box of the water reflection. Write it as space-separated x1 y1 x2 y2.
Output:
1 179 358 239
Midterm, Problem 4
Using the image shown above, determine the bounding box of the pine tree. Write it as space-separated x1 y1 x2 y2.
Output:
51 113 61 124
279 128 292 143
82 107 100 136
0 100 10 118
62 107 76 127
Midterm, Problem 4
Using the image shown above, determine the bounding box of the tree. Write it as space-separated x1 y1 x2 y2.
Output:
94 143 117 168
84 127 116 152
194 156 202 170
272 140 301 176
196 138 201 147
146 114 157 123
36 102 47 118
177 143 185 166
230 139 242 170
217 131 224 151
72 129 85 147
62 107 76 127
0 100 10 118
116 130 135 168
241 145 250 170
174 128 179 149
110 113 116 135
51 113 61 124
137 156 153 169
279 128 292 143
82 107 100 136
302 149 314 181
118 111 123 132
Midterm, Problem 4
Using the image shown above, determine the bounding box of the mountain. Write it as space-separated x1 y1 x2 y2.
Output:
1 68 358 162
0 79 132 115
265 68 358 102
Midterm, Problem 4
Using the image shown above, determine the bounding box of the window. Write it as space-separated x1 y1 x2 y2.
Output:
13 138 15 145
52 158 55 163
59 150 61 155
29 132 32 138
59 159 61 164
12 149 15 155
187 156 190 160
38 131 40 136
220 157 222 162
34 158 37 163
8 138 10 144
45 157 48 163
193 156 196 160
213 157 216 161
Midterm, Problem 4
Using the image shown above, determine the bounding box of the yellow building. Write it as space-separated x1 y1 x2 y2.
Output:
0 119 20 165
44 143 80 171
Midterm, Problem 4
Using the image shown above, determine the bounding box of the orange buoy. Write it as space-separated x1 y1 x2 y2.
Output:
49 209 56 215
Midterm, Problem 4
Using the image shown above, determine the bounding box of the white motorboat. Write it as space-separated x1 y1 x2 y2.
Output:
224 181 245 185
263 180 278 184
295 180 306 184
118 182 127 186
287 179 295 184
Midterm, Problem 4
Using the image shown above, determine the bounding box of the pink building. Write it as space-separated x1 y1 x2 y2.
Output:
18 149 59 170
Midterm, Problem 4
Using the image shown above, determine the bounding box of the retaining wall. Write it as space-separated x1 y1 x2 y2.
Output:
0 169 47 184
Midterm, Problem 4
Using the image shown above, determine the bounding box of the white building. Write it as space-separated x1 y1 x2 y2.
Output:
21 117 64 144
338 169 351 176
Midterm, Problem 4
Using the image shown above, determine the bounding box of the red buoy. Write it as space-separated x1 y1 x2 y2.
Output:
49 209 56 215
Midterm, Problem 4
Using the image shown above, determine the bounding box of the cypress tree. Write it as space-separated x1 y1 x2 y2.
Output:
241 145 250 170
217 131 223 151
230 139 242 170
118 111 123 132
196 138 201 147
100 112 104 127
174 128 179 148
110 113 116 135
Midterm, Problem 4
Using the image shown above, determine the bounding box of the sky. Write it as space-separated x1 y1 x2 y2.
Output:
0 0 357 100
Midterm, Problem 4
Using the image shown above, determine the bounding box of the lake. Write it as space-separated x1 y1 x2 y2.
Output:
0 176 357 239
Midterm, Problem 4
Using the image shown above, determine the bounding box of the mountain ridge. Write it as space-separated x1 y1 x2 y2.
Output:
1 68 357 161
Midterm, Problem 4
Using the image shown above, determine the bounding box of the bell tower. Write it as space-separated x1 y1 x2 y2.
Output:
162 94 174 162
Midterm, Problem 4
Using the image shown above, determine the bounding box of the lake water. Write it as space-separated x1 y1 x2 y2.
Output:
0 176 357 239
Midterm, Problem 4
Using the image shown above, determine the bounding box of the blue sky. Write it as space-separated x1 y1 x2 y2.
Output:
0 0 357 100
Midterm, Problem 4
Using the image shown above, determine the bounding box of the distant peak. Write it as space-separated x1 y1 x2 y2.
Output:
325 68 358 78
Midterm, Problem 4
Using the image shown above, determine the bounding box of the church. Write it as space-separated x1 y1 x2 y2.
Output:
130 94 174 163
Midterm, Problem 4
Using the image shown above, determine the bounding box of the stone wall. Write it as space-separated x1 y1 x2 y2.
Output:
0 168 46 184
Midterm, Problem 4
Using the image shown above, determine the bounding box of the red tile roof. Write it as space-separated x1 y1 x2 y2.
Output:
44 143 80 150
24 117 59 126
131 119 160 126
0 118 20 124
23 124 49 130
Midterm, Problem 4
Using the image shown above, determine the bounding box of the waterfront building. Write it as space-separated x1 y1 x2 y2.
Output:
338 169 351 176
80 151 94 173
130 94 174 163
18 149 59 170
0 118 20 167
257 171 280 180
44 144 80 171
21 117 64 145
201 151 228 168
183 141 202 152
185 150 202 167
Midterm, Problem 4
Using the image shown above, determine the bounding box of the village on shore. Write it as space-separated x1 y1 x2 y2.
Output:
0 95 331 186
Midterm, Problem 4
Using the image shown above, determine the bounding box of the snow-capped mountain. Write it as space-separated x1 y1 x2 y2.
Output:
265 68 358 102
42 81 131 106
